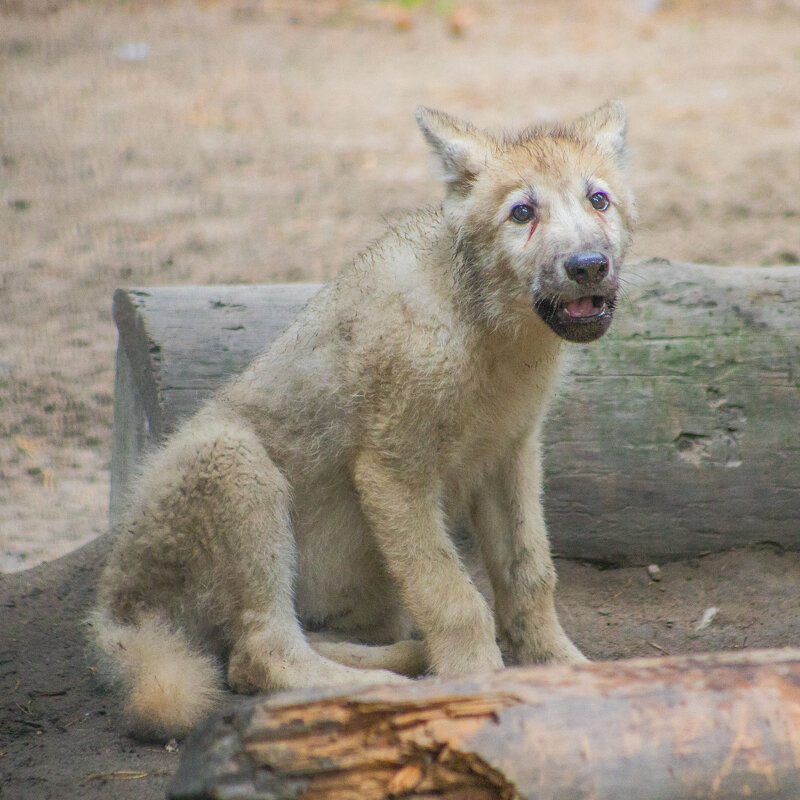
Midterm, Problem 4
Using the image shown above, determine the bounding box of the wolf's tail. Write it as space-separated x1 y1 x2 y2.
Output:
88 610 224 740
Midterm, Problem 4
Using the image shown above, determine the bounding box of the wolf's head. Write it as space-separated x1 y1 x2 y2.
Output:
416 102 636 343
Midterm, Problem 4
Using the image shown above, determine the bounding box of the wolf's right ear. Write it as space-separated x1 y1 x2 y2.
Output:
415 107 490 196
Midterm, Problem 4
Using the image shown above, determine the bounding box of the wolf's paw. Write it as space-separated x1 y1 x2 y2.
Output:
432 642 505 677
509 633 588 667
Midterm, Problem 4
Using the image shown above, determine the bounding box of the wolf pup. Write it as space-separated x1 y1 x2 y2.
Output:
91 101 636 739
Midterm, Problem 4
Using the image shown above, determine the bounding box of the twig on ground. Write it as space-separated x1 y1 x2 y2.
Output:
81 769 172 784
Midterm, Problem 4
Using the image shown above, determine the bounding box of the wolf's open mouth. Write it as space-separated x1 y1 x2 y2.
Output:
534 293 615 343
564 295 607 321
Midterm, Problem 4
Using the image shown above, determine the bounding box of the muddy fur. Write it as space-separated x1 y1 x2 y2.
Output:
90 101 636 739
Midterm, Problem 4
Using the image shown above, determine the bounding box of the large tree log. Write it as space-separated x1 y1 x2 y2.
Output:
110 260 800 563
169 648 800 800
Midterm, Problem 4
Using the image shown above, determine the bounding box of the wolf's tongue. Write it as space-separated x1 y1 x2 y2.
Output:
565 297 600 319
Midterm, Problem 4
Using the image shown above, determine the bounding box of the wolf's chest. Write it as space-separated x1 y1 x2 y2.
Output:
445 352 556 473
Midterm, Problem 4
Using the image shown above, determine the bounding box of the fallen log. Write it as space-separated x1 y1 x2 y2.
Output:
110 260 800 563
169 648 800 800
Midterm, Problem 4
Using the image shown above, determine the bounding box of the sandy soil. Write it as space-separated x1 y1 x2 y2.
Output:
2 0 800 570
1 1 800 798
2 537 798 799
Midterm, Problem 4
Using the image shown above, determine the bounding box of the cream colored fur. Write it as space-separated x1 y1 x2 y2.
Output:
90 101 636 739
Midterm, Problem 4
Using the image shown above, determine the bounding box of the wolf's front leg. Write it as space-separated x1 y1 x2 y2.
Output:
471 437 586 665
353 450 503 676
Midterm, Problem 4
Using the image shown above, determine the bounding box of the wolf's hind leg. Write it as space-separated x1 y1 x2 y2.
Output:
190 423 410 692
307 634 428 677
226 615 411 692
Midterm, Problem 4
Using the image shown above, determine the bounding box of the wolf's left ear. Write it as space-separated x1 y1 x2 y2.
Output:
576 100 630 168
415 107 491 196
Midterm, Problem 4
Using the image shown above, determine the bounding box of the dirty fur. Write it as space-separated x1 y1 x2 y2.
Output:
90 101 636 739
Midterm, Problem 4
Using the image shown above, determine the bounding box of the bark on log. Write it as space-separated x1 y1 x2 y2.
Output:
109 261 800 562
169 648 800 800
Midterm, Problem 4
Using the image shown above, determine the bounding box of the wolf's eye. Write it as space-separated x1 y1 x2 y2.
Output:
510 204 535 224
589 192 610 212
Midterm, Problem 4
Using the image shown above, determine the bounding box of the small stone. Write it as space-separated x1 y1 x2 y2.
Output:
647 564 662 581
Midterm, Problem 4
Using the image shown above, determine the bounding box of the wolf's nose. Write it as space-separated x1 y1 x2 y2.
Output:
564 251 609 285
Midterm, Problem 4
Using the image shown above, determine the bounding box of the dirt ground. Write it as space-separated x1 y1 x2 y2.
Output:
2 538 799 799
1 1 800 798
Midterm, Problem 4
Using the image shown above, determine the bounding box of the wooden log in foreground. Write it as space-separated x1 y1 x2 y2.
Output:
169 649 800 800
110 261 800 563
